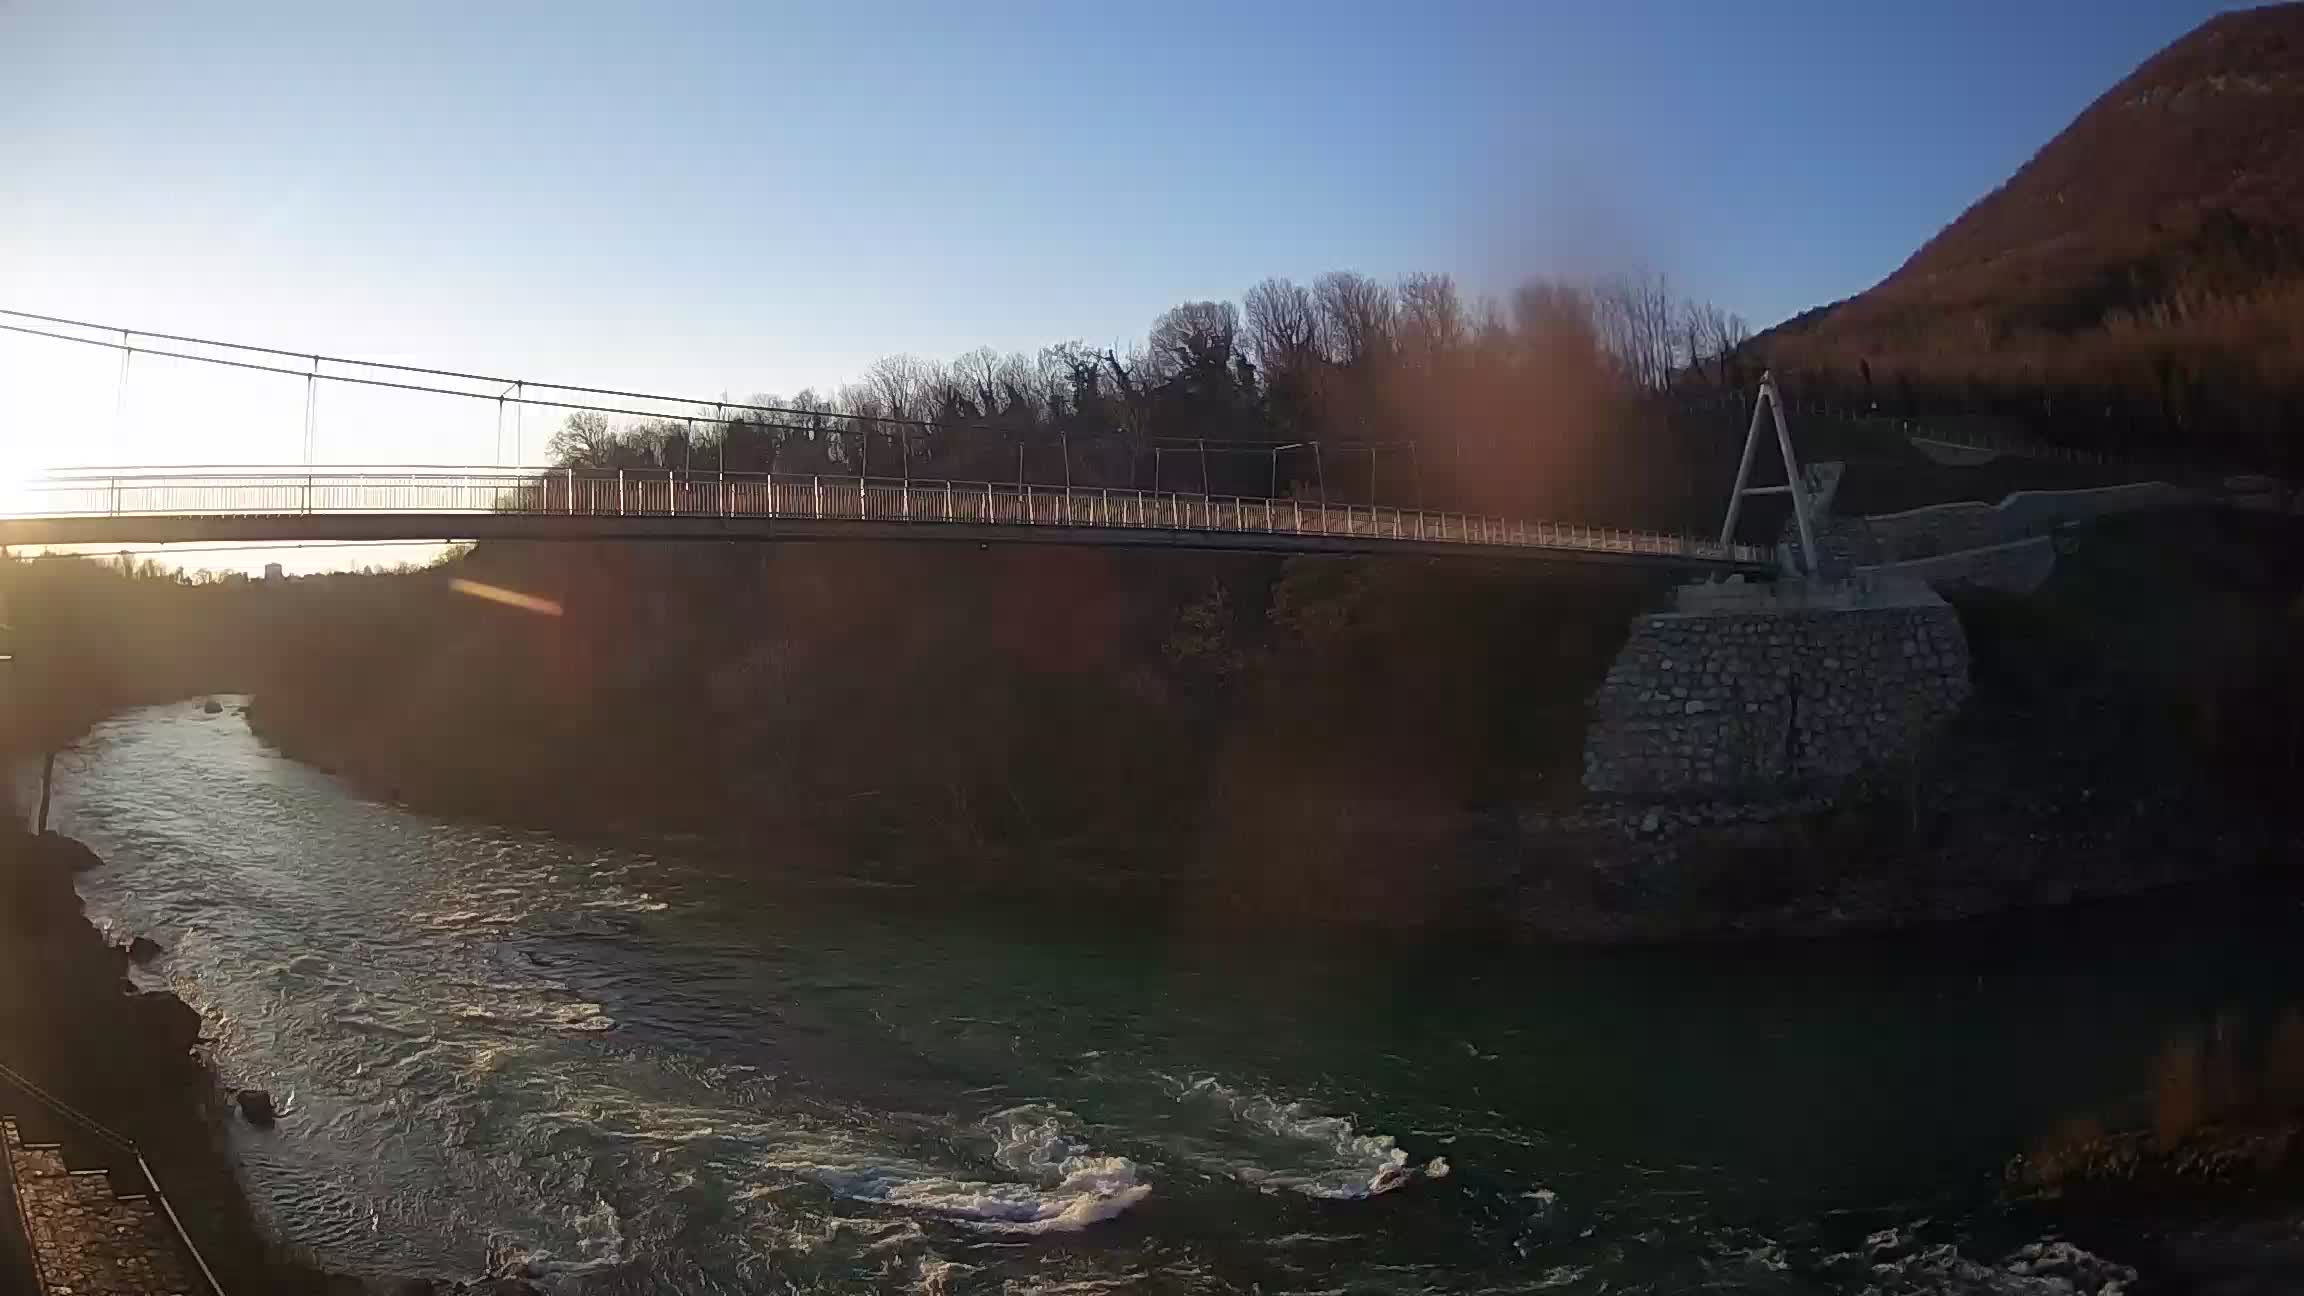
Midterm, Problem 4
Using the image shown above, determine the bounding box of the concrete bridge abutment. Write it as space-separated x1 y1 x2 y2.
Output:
1582 576 1971 800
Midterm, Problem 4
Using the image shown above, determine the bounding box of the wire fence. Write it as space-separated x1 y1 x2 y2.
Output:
9 468 1774 566
0 1055 224 1295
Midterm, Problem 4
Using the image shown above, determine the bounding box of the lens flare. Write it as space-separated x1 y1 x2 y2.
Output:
448 578 563 617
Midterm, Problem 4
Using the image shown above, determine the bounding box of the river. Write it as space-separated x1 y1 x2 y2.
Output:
38 700 2304 1292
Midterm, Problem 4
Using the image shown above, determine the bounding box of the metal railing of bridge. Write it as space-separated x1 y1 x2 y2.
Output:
9 468 1774 565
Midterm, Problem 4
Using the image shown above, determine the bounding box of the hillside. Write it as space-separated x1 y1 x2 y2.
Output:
1754 4 2304 466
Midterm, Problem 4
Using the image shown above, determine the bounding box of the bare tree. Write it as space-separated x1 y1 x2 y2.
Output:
1720 311 1752 387
1672 300 1750 390
1314 271 1395 368
835 382 883 468
998 351 1054 427
1147 301 1241 379
1512 278 1599 350
949 347 1008 418
1242 277 1321 386
1396 271 1468 366
626 417 694 468
1100 343 1154 444
1591 267 1680 392
860 353 943 466
1043 341 1108 415
1473 294 1512 354
1638 271 1679 391
1682 300 1713 389
863 353 936 426
547 411 620 467
786 388 836 443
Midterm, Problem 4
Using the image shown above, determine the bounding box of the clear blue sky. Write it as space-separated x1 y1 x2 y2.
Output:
0 0 2251 472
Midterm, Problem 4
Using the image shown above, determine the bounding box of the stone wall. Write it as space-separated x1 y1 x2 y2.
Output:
1582 599 1970 799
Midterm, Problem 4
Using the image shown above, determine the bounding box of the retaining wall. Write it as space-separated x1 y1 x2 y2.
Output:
1583 597 1971 799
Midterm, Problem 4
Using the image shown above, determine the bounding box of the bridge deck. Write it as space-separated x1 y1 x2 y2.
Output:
0 470 1776 572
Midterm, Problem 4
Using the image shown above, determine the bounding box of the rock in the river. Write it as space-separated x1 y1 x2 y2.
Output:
203 698 224 714
126 935 164 963
236 1088 278 1127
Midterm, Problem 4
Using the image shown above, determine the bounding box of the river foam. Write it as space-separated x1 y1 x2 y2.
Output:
785 1105 1150 1235
1858 1238 2136 1294
491 1196 628 1282
1168 1076 1448 1199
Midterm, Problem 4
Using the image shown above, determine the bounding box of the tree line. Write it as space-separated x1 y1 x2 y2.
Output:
547 269 1754 520
0 552 283 826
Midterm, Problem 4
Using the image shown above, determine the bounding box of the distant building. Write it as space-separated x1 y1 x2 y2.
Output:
263 563 285 581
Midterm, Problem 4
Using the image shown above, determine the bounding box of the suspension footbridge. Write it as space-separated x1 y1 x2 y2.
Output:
0 310 1776 572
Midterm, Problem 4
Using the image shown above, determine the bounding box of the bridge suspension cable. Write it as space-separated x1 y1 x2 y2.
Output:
0 307 1435 466
3 306 1001 439
0 315 834 443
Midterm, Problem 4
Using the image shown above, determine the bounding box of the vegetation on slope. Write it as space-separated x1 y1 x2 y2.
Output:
244 541 1656 910
1754 5 2304 466
0 555 278 820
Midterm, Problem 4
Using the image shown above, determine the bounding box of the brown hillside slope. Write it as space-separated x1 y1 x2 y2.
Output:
1755 4 2304 465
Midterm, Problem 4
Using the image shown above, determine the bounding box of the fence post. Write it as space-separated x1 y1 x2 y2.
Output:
618 469 625 515
669 469 677 516
814 474 822 517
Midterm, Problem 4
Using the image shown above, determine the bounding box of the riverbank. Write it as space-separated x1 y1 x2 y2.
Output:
0 826 343 1292
244 678 2295 946
1506 712 2290 943
235 512 2304 944
0 826 551 1295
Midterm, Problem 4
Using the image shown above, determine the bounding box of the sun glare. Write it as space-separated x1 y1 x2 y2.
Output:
0 442 53 520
